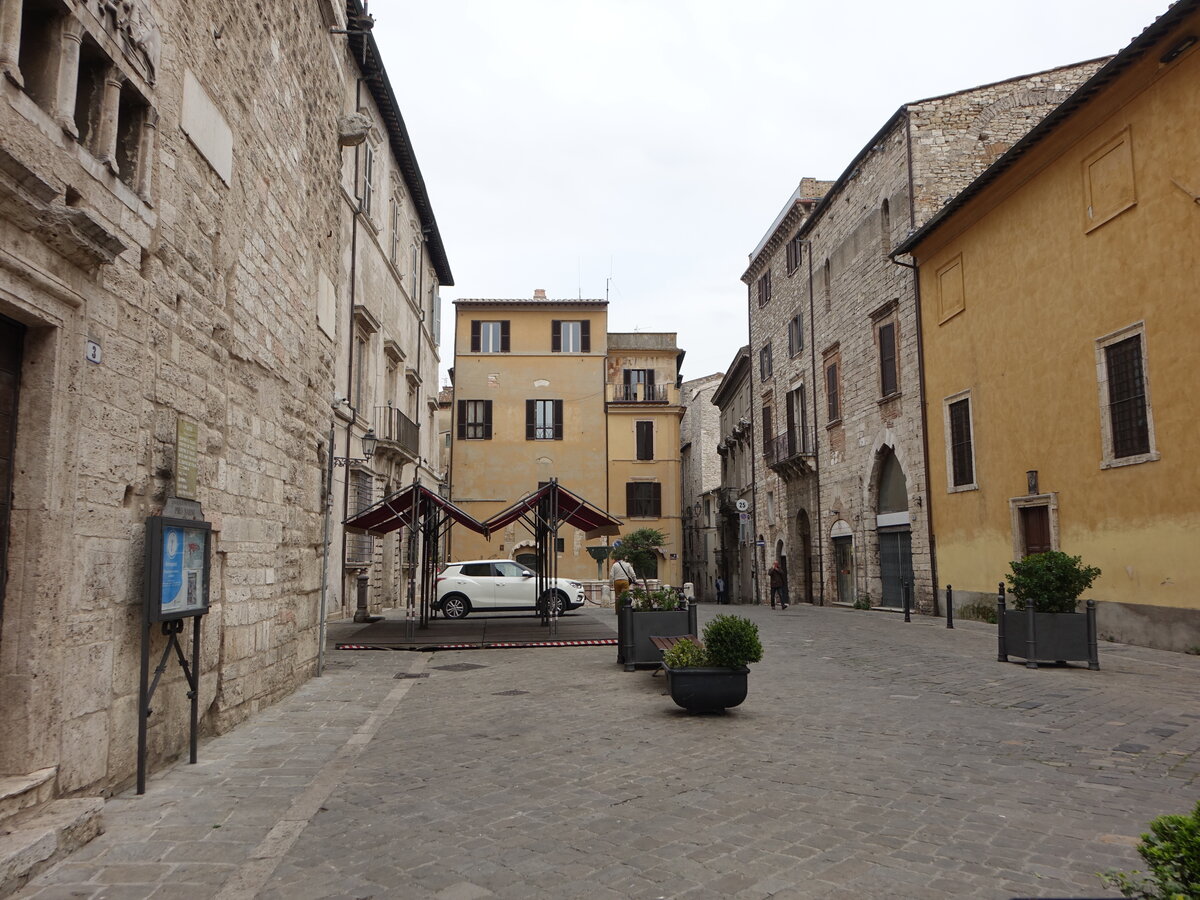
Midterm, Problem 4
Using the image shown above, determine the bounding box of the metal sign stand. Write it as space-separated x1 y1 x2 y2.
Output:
137 616 201 794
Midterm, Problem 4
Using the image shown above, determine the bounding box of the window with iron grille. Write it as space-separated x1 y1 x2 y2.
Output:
757 269 772 307
551 320 590 353
345 469 374 564
786 235 802 274
948 397 974 487
526 399 563 440
626 482 662 517
635 421 654 460
456 399 492 440
471 320 509 353
788 315 804 357
879 321 898 397
1105 336 1150 459
759 343 773 380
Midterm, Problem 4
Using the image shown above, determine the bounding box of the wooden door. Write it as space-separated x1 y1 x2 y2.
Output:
1020 506 1052 556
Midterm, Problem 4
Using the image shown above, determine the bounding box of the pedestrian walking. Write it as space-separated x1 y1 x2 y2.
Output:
611 558 637 605
768 561 788 609
715 575 727 605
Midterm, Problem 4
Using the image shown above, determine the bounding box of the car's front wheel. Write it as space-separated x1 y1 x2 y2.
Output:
540 590 567 616
441 594 470 619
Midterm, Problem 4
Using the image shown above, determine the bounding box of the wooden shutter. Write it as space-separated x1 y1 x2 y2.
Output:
625 482 636 516
553 399 563 440
580 320 591 353
650 483 662 517
470 320 481 353
482 400 493 440
457 400 466 439
762 405 773 453
500 321 511 352
879 323 897 396
525 399 536 440
826 363 839 421
551 320 561 352
636 421 653 460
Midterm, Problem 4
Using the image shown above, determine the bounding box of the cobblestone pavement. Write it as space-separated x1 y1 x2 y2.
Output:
17 605 1200 899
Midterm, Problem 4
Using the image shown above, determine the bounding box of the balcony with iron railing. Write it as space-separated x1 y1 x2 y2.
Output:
606 382 675 404
373 405 420 459
765 426 817 476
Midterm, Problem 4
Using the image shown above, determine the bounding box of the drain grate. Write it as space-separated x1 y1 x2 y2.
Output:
394 672 430 680
493 689 529 696
434 662 488 672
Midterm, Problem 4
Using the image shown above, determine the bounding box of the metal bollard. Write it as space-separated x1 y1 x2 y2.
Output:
902 579 911 623
946 584 954 628
997 583 1008 662
1086 598 1099 670
1025 585 1038 669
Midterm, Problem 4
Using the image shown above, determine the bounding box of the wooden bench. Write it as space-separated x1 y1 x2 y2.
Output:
649 634 701 675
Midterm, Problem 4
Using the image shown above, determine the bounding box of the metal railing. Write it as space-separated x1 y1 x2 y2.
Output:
374 406 420 457
608 382 670 403
765 426 817 467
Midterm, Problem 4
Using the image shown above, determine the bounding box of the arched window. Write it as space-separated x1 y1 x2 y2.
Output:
877 448 908 513
823 258 832 311
880 199 891 254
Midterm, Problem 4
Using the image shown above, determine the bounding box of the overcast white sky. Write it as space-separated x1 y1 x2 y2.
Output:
372 1 1171 385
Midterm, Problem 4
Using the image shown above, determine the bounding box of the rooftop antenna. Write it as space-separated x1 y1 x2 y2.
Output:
577 256 582 300
606 256 613 303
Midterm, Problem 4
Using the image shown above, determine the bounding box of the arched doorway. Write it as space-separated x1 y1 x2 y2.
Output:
875 447 913 608
830 519 854 604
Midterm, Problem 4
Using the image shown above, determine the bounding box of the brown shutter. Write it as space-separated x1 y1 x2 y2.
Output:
650 483 661 517
470 320 480 353
625 482 636 516
580 320 591 353
879 323 897 396
525 399 535 440
500 321 511 352
551 320 561 352
483 400 493 440
762 405 773 452
457 400 466 439
553 399 563 440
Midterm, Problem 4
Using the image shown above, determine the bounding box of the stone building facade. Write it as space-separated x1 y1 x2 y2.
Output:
679 372 723 601
744 63 1104 613
712 346 756 604
0 0 450 818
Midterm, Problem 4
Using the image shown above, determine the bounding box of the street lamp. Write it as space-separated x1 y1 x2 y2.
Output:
333 427 377 466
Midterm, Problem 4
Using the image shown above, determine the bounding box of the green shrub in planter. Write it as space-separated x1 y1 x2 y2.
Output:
1100 800 1200 898
661 637 707 669
626 586 683 611
1006 550 1101 614
702 615 763 669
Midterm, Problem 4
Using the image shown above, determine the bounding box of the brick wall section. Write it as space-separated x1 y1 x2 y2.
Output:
744 61 1103 614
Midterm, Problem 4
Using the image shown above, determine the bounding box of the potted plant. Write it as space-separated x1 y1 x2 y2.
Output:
613 530 697 671
997 550 1102 669
660 614 763 713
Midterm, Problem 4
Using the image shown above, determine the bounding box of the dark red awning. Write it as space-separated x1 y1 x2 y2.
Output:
483 482 622 539
344 484 488 536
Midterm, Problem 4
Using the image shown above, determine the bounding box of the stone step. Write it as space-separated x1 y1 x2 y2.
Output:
0 798 104 898
0 769 56 822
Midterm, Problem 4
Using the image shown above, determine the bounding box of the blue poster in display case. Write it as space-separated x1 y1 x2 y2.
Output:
145 516 211 622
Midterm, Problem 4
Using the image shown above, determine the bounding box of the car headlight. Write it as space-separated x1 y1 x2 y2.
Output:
568 581 582 589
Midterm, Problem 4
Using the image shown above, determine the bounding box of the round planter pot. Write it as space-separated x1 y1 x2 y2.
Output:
663 664 749 713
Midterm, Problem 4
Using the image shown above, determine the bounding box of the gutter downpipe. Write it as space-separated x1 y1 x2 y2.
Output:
342 76 363 614
745 283 760 605
805 239 824 604
893 111 939 614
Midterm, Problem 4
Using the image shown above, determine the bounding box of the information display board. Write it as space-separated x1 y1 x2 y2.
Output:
145 516 212 622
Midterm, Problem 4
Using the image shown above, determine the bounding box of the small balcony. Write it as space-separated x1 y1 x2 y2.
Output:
607 382 674 404
765 426 816 477
373 406 420 459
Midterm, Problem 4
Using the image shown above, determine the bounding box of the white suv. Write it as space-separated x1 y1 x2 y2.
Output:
434 560 586 619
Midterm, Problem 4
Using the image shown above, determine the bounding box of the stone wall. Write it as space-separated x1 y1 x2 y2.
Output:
679 372 723 599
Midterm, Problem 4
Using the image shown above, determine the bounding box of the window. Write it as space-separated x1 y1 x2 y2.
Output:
757 269 772 307
456 399 492 440
390 198 401 264
823 258 832 311
526 399 563 440
1096 325 1157 467
346 470 374 564
759 343 773 380
786 234 803 275
361 143 375 216
880 199 891 254
761 405 773 454
552 320 590 353
622 368 655 401
555 537 565 553
471 320 510 353
825 361 840 423
788 314 804 357
635 421 654 460
1009 493 1059 559
944 393 976 490
878 321 898 397
626 482 662 517
354 335 368 408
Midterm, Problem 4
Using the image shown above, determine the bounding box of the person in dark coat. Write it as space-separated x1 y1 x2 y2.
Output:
768 561 788 609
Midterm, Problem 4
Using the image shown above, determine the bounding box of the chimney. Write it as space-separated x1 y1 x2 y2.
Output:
533 288 546 300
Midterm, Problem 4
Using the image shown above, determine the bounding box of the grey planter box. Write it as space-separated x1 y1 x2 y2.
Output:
617 605 698 671
663 664 749 713
997 600 1099 669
